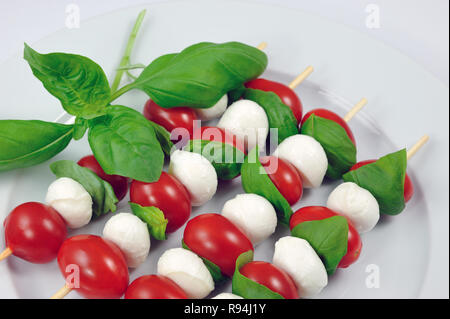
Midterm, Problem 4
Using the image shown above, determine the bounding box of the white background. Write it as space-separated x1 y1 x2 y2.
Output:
0 0 448 85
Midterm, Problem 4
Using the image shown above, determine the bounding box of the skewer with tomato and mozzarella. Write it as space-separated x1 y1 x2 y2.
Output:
327 135 429 231
299 98 368 180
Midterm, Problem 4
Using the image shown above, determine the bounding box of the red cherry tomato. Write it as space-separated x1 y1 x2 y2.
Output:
77 155 128 201
143 99 198 142
183 214 254 277
301 108 356 145
290 206 362 268
130 172 191 233
125 275 188 299
192 126 246 154
3 202 67 264
245 78 303 123
240 261 299 299
350 160 414 202
57 235 129 299
260 156 303 205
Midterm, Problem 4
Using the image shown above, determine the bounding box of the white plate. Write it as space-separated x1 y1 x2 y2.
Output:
0 0 448 299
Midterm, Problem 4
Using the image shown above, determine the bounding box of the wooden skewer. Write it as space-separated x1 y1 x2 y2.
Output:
288 66 314 89
256 42 267 50
0 247 12 262
344 98 368 123
407 135 429 160
50 284 72 299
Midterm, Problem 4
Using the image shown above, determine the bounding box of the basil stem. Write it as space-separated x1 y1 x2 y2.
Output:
110 9 147 93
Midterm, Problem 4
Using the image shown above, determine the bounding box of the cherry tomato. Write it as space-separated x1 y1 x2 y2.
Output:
240 261 299 299
3 202 67 264
57 235 129 299
350 160 414 202
77 155 128 201
130 172 191 233
143 99 198 142
301 108 356 145
290 206 362 268
260 156 303 205
245 78 303 123
125 275 188 299
192 126 246 154
183 213 254 277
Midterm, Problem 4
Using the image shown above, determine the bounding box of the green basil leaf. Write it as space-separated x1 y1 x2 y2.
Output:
88 105 164 183
129 202 168 240
50 160 118 217
132 42 267 108
228 85 246 105
0 120 73 172
301 114 357 179
243 88 298 143
232 251 283 299
182 240 227 284
343 149 407 215
185 140 245 180
147 120 174 157
73 117 88 140
291 216 348 275
23 44 111 118
241 147 293 225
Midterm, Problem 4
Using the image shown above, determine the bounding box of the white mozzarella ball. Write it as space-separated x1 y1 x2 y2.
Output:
195 94 228 121
102 213 150 268
169 150 217 206
221 193 277 245
217 99 269 151
273 134 328 188
45 177 92 229
273 236 328 298
157 248 214 299
212 293 243 299
327 182 380 233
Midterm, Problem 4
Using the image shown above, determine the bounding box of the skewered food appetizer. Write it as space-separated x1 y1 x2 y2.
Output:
53 235 129 299
1 202 67 263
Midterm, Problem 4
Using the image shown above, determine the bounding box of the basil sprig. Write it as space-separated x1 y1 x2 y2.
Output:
182 240 227 284
291 216 348 275
147 120 174 157
50 160 118 217
343 149 407 215
88 105 164 183
128 42 268 108
301 114 356 179
243 88 298 143
241 147 293 225
0 120 73 172
130 203 168 240
232 251 283 299
185 140 245 180
24 44 111 119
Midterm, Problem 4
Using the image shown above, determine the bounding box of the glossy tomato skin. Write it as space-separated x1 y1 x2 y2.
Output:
240 261 299 299
125 275 188 299
77 155 128 201
57 235 129 299
192 126 246 154
260 156 303 205
183 213 254 277
4 202 67 264
245 78 303 123
143 99 198 141
301 108 356 145
130 172 191 233
290 206 362 268
350 160 414 202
